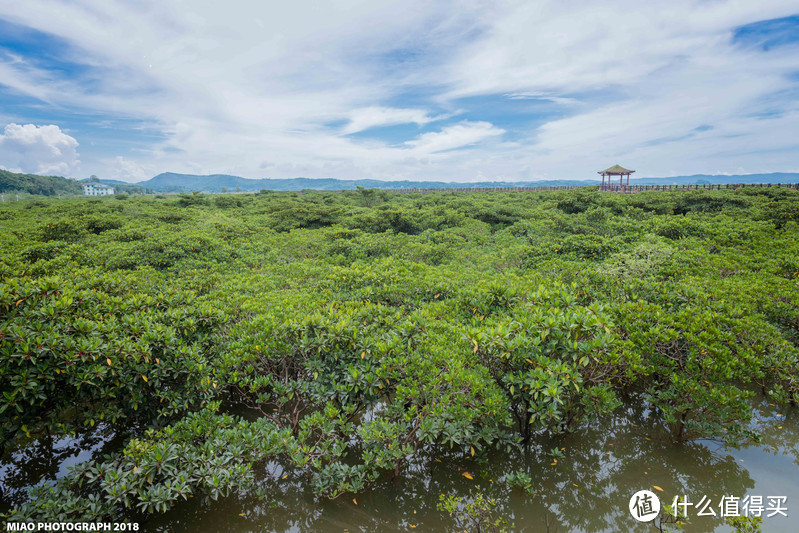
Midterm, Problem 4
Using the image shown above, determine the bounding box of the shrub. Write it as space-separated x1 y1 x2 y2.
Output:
0 275 229 453
39 220 86 242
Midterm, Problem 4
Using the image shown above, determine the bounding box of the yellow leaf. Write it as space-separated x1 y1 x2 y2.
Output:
472 339 478 354
462 472 474 480
353 498 357 505
361 351 366 359
142 375 148 382
653 485 664 492
212 382 217 389
551 460 557 465
239 513 246 517
282 474 288 479
106 358 112 366
470 446 475 457
778 426 783 429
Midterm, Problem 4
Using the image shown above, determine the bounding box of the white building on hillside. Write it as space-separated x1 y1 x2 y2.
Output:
83 183 115 196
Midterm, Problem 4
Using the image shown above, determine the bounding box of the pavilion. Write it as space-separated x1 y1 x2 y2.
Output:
599 164 635 192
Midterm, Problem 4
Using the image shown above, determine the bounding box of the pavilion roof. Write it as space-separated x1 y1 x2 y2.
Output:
599 164 635 174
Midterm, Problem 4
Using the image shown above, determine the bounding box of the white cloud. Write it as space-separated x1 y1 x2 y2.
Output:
444 0 799 98
102 156 155 183
405 121 505 154
0 124 80 175
341 107 442 134
0 1 798 181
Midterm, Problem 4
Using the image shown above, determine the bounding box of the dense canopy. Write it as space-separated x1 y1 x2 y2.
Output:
1 187 797 529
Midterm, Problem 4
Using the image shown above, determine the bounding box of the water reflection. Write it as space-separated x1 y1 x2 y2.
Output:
145 398 797 532
0 423 123 514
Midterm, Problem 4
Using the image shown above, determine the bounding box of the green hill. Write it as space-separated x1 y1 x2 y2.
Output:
138 171 799 193
0 169 82 196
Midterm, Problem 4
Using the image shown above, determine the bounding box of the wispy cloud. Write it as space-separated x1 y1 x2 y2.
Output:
341 107 446 135
0 1 798 181
404 121 504 154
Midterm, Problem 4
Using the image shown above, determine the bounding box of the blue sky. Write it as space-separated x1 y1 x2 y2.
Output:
0 1 798 182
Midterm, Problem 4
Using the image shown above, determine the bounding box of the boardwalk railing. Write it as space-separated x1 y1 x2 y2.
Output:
388 183 799 194
390 186 583 194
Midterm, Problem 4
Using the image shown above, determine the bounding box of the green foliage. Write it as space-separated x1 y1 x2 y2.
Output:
0 169 83 196
505 470 533 492
7 408 289 520
0 273 228 452
214 195 243 209
725 515 763 533
556 189 598 214
84 215 124 234
176 193 209 207
437 491 508 533
603 236 675 280
355 186 387 207
763 200 799 230
672 193 749 214
468 282 625 439
1 186 798 522
39 219 86 242
647 215 705 240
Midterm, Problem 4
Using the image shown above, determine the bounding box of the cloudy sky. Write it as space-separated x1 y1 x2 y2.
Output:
0 1 798 183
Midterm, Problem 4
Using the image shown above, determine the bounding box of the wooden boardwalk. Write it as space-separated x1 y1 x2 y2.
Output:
388 183 799 194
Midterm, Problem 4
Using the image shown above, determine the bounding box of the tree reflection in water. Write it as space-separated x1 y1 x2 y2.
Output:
0 423 120 513
143 398 796 533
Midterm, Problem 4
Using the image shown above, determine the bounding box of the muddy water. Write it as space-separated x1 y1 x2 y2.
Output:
2 397 797 532
145 398 797 532
0 423 121 512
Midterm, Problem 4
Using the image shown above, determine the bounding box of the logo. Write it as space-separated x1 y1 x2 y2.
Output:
629 489 661 522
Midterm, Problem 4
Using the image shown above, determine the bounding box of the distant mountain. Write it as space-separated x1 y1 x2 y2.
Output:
78 178 131 185
630 173 799 185
4 170 798 197
132 172 799 193
0 169 82 196
136 172 597 193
